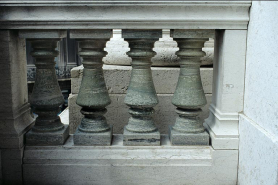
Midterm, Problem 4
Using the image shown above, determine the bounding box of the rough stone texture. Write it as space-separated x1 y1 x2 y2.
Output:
123 127 160 146
103 30 213 66
169 126 209 146
69 94 211 134
71 65 213 94
23 135 238 185
26 125 69 146
121 29 161 145
70 30 113 146
238 2 278 184
74 126 113 146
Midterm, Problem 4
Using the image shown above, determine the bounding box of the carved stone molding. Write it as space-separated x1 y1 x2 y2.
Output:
0 1 251 29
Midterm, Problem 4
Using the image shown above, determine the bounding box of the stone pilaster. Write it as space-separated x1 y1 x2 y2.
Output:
169 30 214 145
0 30 34 185
70 30 113 146
122 30 162 146
19 30 69 146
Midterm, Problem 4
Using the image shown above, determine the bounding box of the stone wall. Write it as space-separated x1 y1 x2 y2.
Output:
238 2 278 184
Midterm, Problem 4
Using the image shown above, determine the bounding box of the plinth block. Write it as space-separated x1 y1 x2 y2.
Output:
169 126 209 146
26 125 69 146
73 126 112 146
123 127 160 146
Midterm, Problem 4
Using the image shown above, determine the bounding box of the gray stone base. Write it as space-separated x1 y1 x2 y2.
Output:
169 126 209 146
123 127 160 146
73 126 113 146
26 125 69 146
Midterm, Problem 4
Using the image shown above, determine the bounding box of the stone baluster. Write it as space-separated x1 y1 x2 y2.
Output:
70 30 112 146
21 31 69 145
122 30 162 146
169 29 214 145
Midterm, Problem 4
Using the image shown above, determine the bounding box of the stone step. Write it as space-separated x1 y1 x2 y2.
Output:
71 65 213 94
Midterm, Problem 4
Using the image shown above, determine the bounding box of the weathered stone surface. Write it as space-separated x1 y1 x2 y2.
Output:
70 30 113 146
123 127 160 146
74 126 113 146
71 65 213 94
169 31 210 145
26 125 69 146
25 38 69 146
169 126 209 145
69 94 212 134
122 29 161 145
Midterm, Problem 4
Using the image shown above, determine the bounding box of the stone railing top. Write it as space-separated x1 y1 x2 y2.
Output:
0 1 251 29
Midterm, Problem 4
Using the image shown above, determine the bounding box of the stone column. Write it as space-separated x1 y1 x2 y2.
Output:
70 30 113 146
122 30 162 146
169 29 214 145
19 30 69 146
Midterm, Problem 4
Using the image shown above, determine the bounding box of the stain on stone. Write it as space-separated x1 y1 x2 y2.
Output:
128 138 160 143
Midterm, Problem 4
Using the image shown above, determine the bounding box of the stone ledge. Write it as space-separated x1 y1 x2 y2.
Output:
0 1 251 29
23 135 238 185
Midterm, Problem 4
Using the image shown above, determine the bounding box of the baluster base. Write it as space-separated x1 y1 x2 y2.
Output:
73 125 113 146
123 126 160 146
169 126 209 146
26 125 69 146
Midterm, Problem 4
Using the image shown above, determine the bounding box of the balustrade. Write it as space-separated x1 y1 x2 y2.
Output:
21 29 213 147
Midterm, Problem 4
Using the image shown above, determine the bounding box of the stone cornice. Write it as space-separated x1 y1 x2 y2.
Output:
0 1 251 29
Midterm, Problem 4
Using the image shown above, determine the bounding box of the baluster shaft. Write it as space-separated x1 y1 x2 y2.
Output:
169 30 213 145
70 30 113 146
122 30 162 146
26 38 69 146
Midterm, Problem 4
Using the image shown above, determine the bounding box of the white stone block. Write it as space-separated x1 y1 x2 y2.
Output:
204 30 247 150
71 65 213 94
238 114 278 185
23 135 238 185
68 94 212 134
